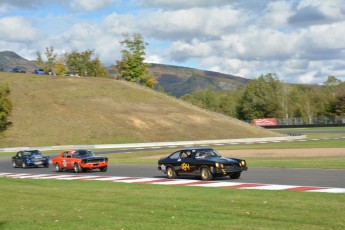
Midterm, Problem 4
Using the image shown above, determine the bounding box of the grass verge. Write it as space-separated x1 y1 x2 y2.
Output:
0 177 344 230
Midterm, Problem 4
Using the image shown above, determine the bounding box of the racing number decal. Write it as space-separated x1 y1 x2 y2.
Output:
181 163 190 171
62 159 67 167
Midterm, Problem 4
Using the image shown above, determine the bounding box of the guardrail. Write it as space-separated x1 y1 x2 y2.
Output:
0 135 306 152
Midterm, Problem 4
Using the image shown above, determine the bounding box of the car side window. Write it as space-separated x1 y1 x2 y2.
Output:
180 151 191 159
169 151 180 159
63 152 71 158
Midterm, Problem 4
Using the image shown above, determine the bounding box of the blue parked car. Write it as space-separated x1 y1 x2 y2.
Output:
33 69 45 74
12 150 50 168
12 67 26 73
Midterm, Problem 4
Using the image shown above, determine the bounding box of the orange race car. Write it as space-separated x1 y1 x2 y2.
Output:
52 149 108 173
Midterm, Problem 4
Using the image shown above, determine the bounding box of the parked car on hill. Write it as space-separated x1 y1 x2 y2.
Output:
12 67 26 73
12 150 49 168
33 69 45 74
52 149 108 173
158 147 247 180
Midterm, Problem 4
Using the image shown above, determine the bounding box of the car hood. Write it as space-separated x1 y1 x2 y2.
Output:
78 156 106 160
206 157 239 164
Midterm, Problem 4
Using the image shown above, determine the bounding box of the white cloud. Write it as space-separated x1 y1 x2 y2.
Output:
1 0 344 84
69 0 117 11
0 16 39 42
133 0 232 9
145 54 162 63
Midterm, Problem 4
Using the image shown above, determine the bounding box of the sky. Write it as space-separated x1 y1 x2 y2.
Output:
0 0 345 84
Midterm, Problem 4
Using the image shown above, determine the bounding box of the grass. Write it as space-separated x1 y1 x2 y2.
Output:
1 177 344 230
0 73 280 147
248 156 345 169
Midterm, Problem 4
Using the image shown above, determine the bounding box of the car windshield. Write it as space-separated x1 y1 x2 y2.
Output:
73 150 95 158
22 150 42 156
194 149 222 158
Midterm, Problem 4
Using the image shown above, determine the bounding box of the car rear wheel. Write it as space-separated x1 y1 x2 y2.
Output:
200 167 213 181
230 172 241 179
55 163 62 172
167 167 177 179
12 160 17 168
22 161 27 168
100 166 107 172
74 163 82 173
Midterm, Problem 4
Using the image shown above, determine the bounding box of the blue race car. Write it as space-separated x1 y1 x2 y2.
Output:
12 150 50 168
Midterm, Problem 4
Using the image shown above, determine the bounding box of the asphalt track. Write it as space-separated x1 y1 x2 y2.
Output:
1 158 344 189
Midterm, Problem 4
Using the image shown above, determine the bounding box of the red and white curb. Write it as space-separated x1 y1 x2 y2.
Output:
1 172 344 194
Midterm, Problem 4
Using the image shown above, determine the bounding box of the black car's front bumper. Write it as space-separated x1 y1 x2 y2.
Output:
212 165 248 175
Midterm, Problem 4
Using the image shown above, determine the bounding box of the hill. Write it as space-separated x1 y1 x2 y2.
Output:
0 73 281 147
0 51 36 72
1 51 250 97
149 63 250 97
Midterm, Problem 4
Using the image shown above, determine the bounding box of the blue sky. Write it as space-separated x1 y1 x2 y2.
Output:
1 0 344 84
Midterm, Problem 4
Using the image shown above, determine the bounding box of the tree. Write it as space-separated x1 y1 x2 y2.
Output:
36 46 58 73
115 33 157 88
238 73 283 120
36 51 45 70
65 50 109 78
0 83 12 131
54 58 67 76
334 82 345 116
45 46 57 73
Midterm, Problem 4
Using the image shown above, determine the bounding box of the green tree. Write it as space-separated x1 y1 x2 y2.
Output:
333 82 345 116
54 58 67 76
238 73 283 120
0 83 12 131
36 51 45 70
45 46 57 73
36 46 58 73
115 33 157 88
66 50 109 78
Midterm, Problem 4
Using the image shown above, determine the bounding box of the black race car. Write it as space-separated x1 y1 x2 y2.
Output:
12 150 50 168
158 148 247 180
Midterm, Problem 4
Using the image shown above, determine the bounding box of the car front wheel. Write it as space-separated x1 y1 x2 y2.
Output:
74 163 82 173
230 172 241 179
200 167 213 181
55 163 62 172
22 161 27 168
12 160 17 168
167 167 177 179
100 166 107 172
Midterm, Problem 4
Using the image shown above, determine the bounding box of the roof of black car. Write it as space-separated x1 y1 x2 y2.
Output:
179 147 214 151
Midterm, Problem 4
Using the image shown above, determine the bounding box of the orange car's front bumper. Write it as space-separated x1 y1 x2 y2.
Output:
80 162 108 169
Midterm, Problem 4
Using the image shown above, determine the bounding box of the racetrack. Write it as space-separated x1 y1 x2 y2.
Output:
0 157 344 188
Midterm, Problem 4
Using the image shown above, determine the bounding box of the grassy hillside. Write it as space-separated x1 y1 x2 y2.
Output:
0 73 281 147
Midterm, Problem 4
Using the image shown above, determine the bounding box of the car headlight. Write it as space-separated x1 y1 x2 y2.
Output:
215 163 224 168
239 160 246 166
